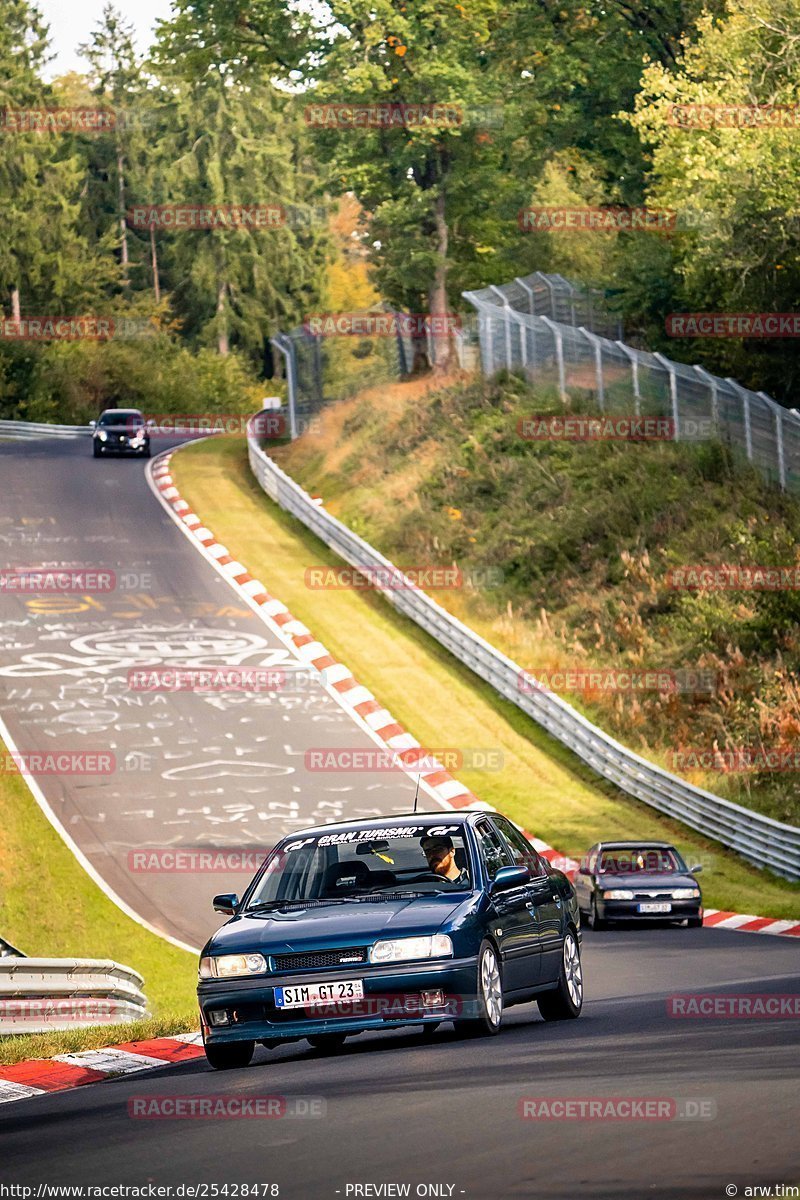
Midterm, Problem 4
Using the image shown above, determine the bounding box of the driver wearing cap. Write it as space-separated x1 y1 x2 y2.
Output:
420 834 470 886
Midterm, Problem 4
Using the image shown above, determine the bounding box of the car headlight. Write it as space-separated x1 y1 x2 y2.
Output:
198 953 267 979
602 889 634 900
368 934 453 964
97 430 108 442
130 434 144 445
671 888 700 900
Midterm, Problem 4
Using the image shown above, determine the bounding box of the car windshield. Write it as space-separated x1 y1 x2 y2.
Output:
99 411 143 427
244 823 472 910
597 848 685 874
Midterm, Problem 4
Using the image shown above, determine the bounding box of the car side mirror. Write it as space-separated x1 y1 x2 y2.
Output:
212 893 239 914
491 865 531 893
89 420 96 429
689 864 703 874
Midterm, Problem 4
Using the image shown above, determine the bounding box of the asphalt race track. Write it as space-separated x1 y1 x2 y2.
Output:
2 927 799 1196
0 438 421 949
1 437 799 1197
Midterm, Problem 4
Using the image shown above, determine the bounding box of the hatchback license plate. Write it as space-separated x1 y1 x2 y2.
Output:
638 902 672 913
274 979 364 1009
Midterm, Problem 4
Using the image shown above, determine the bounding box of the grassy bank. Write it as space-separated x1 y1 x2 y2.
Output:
170 433 800 921
0 745 197 1065
272 375 800 830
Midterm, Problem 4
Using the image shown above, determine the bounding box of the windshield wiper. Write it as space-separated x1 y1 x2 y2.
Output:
245 898 351 913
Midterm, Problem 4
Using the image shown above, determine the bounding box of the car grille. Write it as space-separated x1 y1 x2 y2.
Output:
633 891 674 900
272 948 368 971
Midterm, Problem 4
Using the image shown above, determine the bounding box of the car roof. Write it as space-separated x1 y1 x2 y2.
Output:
99 408 143 417
282 811 479 839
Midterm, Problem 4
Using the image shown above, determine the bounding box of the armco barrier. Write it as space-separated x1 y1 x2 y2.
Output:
0 958 148 1034
247 422 800 881
0 419 92 439
0 419 218 441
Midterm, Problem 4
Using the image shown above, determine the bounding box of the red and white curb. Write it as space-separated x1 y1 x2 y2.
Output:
0 1033 203 1106
701 910 800 936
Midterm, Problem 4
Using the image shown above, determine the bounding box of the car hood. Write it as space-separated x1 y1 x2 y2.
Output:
596 873 699 890
206 893 474 956
96 424 145 434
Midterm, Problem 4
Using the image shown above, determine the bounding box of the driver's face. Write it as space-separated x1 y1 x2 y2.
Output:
425 847 454 876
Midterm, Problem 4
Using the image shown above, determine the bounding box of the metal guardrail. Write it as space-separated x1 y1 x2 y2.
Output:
247 423 800 881
0 419 92 439
0 418 221 442
0 958 148 1034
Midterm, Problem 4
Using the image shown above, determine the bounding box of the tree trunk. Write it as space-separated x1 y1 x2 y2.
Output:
150 225 161 303
216 279 230 355
117 146 129 288
10 286 21 323
428 189 452 373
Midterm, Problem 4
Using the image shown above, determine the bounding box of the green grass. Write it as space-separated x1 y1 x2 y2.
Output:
170 435 800 921
0 748 198 1065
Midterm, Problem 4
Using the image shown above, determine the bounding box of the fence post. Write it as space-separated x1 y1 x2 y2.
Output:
579 328 604 410
726 379 754 461
692 365 718 437
759 392 786 490
490 285 514 370
654 352 680 440
269 335 298 440
515 276 536 317
616 342 641 416
540 316 567 404
483 313 495 375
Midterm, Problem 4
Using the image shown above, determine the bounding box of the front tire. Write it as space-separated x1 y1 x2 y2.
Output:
457 940 503 1037
588 898 606 931
93 443 102 457
204 1039 255 1070
537 928 583 1021
687 916 703 928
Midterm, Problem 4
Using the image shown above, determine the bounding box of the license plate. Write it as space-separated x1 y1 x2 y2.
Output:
274 979 364 1009
638 902 672 913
